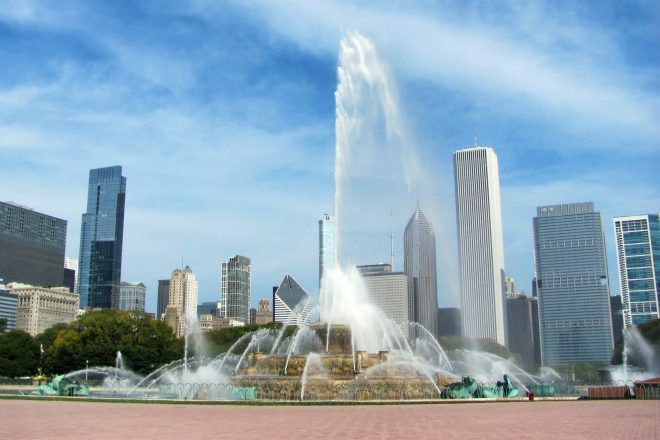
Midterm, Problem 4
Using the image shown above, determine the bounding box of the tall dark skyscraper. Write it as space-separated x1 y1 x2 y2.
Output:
0 201 67 288
157 279 170 320
404 208 438 337
533 202 613 365
77 166 126 309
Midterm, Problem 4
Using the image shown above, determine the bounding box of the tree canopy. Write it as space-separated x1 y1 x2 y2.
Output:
0 310 184 378
0 330 40 377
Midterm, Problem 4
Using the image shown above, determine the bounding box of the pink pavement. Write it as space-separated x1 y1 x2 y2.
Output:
1 399 658 440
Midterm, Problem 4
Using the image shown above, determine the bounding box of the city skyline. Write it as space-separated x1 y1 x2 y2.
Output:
0 2 658 313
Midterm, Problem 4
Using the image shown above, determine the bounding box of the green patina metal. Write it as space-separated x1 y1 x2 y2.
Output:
444 376 478 399
31 375 89 397
444 375 519 399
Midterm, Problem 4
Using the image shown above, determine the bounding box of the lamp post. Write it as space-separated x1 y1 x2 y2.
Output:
85 360 89 382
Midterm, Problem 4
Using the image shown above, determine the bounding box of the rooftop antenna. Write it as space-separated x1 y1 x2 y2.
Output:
390 209 394 270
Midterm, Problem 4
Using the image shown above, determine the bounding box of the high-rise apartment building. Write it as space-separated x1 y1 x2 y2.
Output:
613 215 660 327
533 202 613 365
404 208 438 337
164 266 198 338
357 263 409 336
9 282 79 336
319 214 337 288
77 166 126 309
220 255 251 325
157 279 170 320
453 146 507 346
119 282 146 312
272 274 311 326
0 201 67 288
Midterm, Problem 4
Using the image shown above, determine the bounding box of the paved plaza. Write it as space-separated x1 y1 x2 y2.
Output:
1 399 658 439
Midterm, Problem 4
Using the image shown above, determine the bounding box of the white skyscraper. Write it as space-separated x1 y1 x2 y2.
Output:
613 214 660 328
453 146 507 346
319 214 337 288
164 266 198 338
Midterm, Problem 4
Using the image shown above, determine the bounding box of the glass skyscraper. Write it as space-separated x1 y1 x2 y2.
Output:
453 147 507 346
533 202 613 365
77 166 126 309
220 255 251 324
0 201 67 288
319 214 336 288
613 214 660 327
404 208 438 337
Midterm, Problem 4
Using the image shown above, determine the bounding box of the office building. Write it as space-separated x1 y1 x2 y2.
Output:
506 293 535 368
533 202 614 365
404 208 438 337
119 282 146 312
164 266 198 338
220 255 251 324
77 166 126 309
613 215 660 327
256 298 273 325
437 308 461 338
197 301 220 318
0 201 67 288
63 257 78 293
610 295 624 345
273 274 311 326
357 263 409 335
157 279 170 320
319 214 337 288
0 284 17 332
9 282 79 336
453 146 507 346
529 296 541 366
249 307 256 325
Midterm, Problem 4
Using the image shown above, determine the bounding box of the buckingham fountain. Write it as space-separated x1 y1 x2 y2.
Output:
23 31 658 402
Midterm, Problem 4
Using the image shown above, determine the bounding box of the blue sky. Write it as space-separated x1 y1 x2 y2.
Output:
1 0 658 312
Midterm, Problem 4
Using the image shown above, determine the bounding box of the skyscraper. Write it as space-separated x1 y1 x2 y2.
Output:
0 201 67 288
357 263 409 336
164 266 198 338
273 274 311 326
63 257 78 293
453 146 507 346
613 214 660 327
220 255 251 324
319 214 337 288
157 279 170 320
77 166 126 309
404 208 438 337
533 202 613 365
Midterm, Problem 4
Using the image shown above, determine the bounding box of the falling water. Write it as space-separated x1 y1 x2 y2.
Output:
333 30 420 260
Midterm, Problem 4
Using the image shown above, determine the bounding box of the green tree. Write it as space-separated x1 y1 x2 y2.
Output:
0 330 39 377
40 310 183 375
0 318 6 334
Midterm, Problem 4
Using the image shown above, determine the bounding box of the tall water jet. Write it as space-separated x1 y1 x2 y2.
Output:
333 30 420 261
